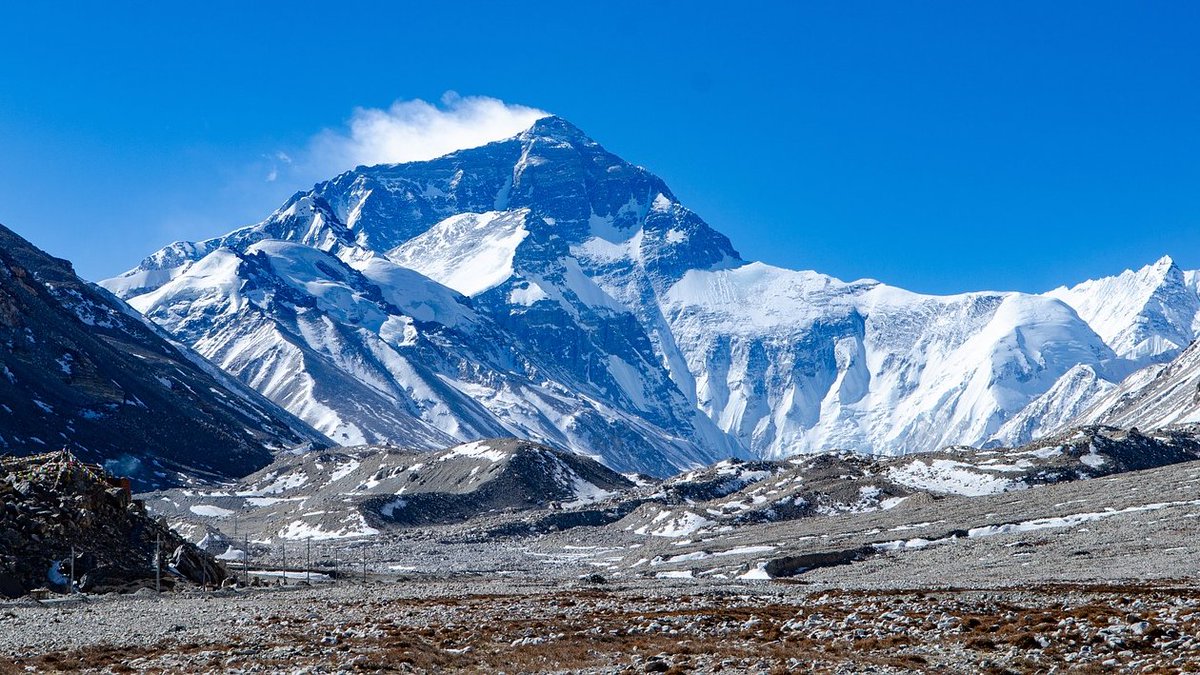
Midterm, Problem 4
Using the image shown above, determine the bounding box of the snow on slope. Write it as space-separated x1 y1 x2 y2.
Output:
990 364 1119 446
993 256 1200 443
111 234 736 475
1071 339 1200 430
387 210 530 296
661 262 1121 457
1046 255 1200 365
105 115 1200 469
124 242 481 448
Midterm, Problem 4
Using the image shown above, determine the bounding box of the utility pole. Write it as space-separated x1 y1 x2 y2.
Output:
154 533 161 593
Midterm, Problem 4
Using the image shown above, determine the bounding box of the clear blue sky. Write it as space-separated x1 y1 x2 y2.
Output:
1 1 1198 293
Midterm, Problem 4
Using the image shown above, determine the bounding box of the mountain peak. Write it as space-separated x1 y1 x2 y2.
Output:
520 115 595 145
1136 254 1182 287
1151 254 1177 271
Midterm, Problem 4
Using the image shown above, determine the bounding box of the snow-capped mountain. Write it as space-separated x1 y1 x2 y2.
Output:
105 118 747 476
0 223 325 488
1046 255 1200 366
1070 339 1200 430
104 115 1200 471
663 263 1126 457
990 256 1200 445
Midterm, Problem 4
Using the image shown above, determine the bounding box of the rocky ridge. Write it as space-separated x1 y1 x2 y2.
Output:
0 224 326 488
0 451 227 598
152 425 1200 555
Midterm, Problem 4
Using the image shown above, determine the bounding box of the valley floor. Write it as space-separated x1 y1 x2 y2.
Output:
2 577 1200 673
8 458 1200 672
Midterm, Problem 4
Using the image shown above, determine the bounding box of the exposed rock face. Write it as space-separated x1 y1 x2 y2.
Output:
0 224 327 489
362 440 638 526
0 452 227 597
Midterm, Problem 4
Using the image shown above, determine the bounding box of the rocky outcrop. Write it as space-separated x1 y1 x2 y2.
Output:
0 451 227 597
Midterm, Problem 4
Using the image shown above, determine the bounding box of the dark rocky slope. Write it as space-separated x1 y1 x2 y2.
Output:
0 223 326 488
0 452 227 597
147 439 636 540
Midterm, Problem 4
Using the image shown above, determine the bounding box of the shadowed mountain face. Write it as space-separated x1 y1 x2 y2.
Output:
0 224 326 488
103 116 1200 471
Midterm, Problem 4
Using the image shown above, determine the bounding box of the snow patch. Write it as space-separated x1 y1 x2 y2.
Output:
387 210 530 297
635 511 714 538
189 504 234 518
887 459 1018 497
440 441 509 463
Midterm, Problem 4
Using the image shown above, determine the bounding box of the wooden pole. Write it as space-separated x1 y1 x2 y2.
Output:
155 533 161 593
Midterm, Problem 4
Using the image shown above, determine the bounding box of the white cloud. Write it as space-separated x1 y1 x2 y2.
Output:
263 151 292 182
308 92 549 172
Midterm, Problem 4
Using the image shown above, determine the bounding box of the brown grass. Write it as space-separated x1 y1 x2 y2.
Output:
6 582 1198 673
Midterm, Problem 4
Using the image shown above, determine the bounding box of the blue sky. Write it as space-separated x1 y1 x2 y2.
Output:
1 2 1197 293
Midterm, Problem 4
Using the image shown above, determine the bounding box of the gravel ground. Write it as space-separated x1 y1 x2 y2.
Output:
4 578 1200 673
8 460 1200 672
617 458 1200 586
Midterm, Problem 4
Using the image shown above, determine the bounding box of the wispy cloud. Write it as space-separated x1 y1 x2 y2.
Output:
264 151 293 182
306 93 548 174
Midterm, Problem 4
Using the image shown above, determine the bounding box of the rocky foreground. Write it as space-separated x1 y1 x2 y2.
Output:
0 451 225 597
8 443 1200 672
2 578 1200 673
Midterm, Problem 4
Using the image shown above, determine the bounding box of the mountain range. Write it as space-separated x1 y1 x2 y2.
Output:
0 224 324 488
96 116 1200 476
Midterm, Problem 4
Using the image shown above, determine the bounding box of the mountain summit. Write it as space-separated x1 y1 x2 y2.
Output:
103 118 1200 473
104 117 749 475
1047 255 1200 366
